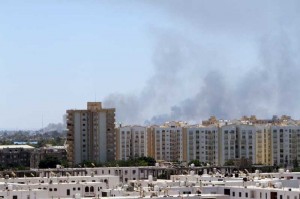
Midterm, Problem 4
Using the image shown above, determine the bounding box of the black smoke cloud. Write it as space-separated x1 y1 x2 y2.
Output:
104 1 300 125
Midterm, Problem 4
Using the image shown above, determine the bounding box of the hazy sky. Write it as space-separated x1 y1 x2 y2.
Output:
1 1 300 129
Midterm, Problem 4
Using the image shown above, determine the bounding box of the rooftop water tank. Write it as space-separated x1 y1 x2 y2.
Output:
274 182 282 188
7 184 13 191
279 168 284 174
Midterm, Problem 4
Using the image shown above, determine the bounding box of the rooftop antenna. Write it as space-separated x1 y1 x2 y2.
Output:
42 113 44 134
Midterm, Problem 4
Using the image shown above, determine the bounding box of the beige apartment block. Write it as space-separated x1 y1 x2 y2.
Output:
255 124 272 165
148 121 186 162
66 102 115 166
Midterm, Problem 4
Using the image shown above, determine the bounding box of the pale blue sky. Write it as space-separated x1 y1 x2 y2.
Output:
0 1 158 129
1 1 300 129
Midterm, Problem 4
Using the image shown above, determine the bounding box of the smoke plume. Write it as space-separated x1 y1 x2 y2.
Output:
104 0 300 125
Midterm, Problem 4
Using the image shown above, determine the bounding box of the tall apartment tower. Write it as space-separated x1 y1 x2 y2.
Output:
66 102 115 166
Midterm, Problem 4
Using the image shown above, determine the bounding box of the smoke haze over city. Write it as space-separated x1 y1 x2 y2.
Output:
1 0 300 129
104 1 300 125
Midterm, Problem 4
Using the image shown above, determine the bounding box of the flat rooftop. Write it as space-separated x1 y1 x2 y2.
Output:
0 145 34 149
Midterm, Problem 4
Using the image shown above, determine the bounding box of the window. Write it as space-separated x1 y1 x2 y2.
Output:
54 188 57 191
239 192 241 197
67 189 70 196
224 189 230 196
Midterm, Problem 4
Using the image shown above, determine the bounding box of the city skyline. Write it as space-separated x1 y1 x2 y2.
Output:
1 1 300 129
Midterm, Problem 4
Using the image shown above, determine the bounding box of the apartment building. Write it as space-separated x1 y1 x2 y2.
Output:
148 122 186 162
66 102 115 166
236 124 256 164
271 124 300 166
0 145 34 168
184 124 219 165
219 124 237 166
255 124 272 165
30 145 67 168
65 110 300 166
116 125 147 160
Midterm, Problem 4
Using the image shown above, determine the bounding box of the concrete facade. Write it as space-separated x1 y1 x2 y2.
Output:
116 126 147 160
66 102 115 166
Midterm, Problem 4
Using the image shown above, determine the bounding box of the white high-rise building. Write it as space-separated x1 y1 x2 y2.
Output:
219 124 237 166
236 124 256 164
185 124 219 165
271 125 300 166
116 126 147 160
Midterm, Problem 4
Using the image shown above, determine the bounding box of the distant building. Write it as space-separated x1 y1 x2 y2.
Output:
14 141 38 145
66 102 115 166
0 145 34 168
67 111 300 167
30 145 67 168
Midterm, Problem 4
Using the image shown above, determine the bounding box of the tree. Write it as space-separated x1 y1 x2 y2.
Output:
138 157 156 166
102 156 156 167
293 158 299 168
188 160 201 167
39 156 61 168
237 157 252 169
224 159 235 166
